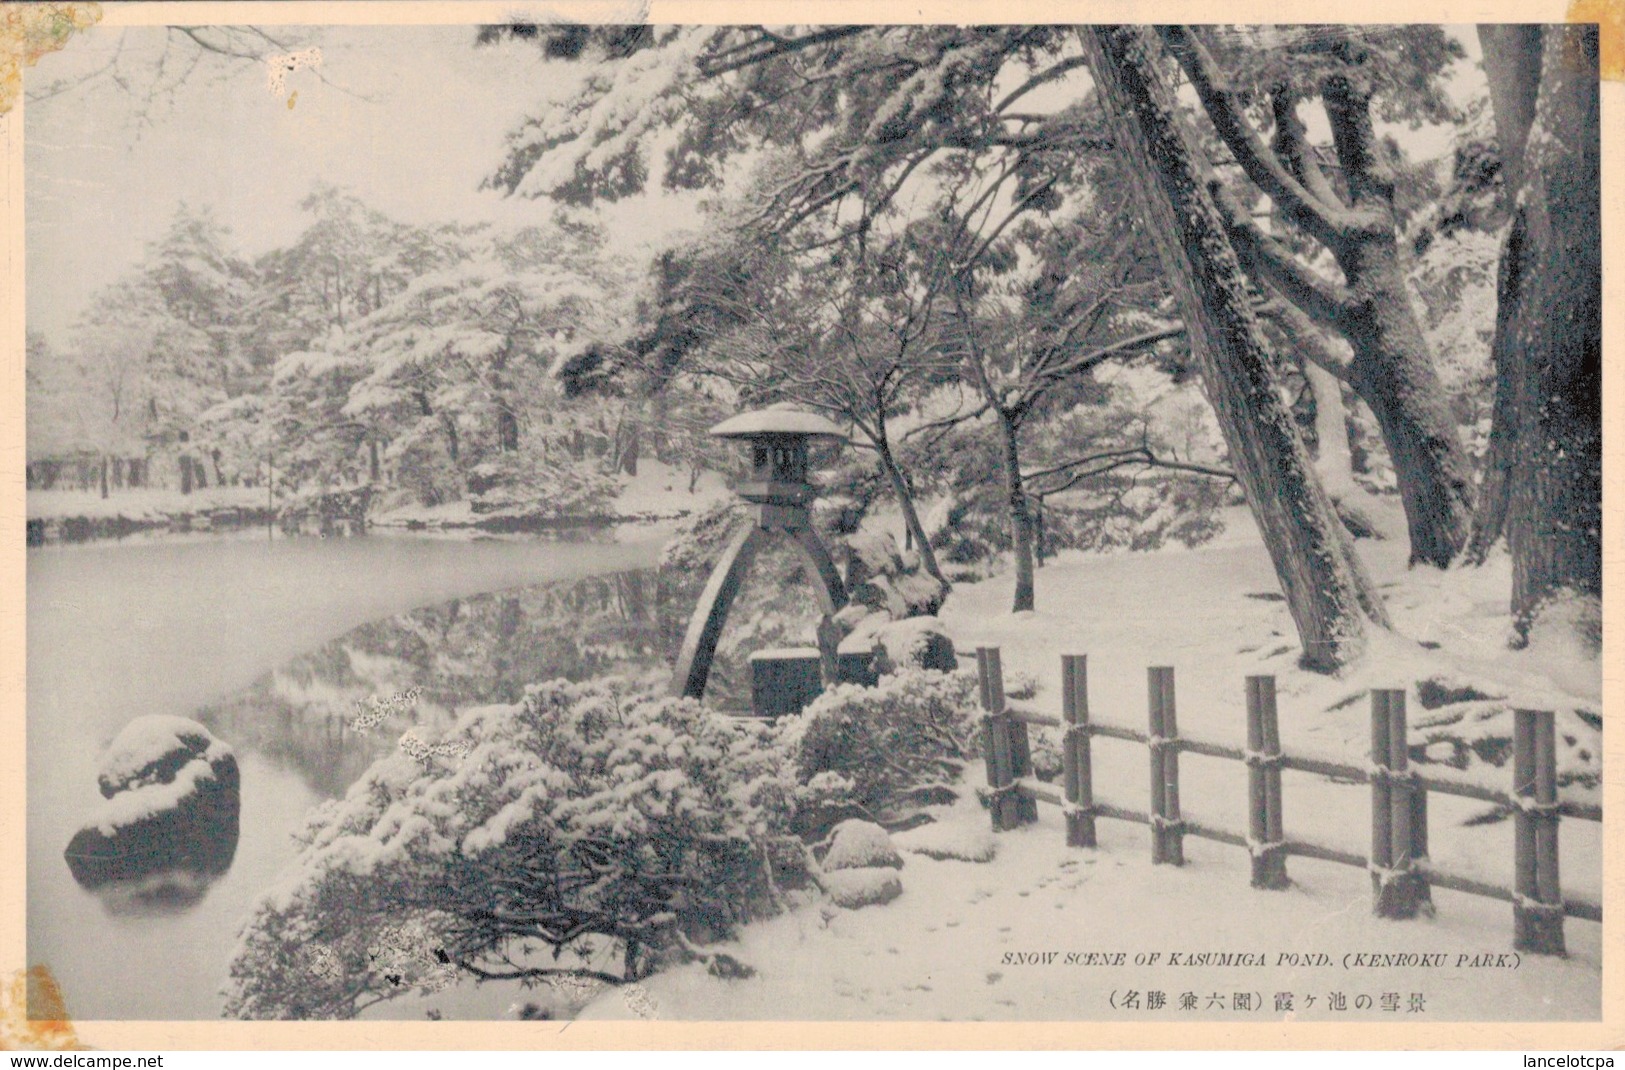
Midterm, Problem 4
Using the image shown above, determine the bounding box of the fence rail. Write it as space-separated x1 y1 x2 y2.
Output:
975 647 1601 957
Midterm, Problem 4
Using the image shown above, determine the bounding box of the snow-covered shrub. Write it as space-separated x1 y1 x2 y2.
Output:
813 450 886 535
223 678 807 1019
822 819 903 871
659 497 750 575
920 468 1231 581
777 668 982 833
1039 477 1233 556
1026 727 1064 784
823 867 903 909
466 448 620 520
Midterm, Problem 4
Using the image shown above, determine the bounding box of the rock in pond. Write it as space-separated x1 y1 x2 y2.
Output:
65 716 240 891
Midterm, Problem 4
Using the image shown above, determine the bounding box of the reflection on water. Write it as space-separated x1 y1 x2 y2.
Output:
89 867 226 918
34 537 824 1018
29 533 669 1020
192 569 694 800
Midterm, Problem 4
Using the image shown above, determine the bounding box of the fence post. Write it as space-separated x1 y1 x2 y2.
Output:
1411 777 1431 910
1148 666 1184 866
1370 691 1395 913
1246 676 1289 889
1384 689 1427 917
1061 654 1096 848
1514 709 1566 955
977 647 1010 831
978 647 1036 831
1370 690 1423 918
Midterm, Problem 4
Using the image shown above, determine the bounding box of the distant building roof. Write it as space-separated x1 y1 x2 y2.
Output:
708 406 848 443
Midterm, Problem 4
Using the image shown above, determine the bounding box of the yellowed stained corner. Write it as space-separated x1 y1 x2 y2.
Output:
1567 0 1624 79
0 2 101 116
0 965 84 1052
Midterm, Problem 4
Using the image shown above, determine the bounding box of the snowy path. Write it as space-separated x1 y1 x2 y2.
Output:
574 791 1599 1022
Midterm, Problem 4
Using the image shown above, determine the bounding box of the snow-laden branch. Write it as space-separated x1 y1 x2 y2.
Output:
1158 26 1348 251
1209 181 1353 330
1025 445 1237 495
1268 90 1346 212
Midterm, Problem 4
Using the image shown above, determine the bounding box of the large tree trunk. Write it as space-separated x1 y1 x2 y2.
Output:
1083 26 1388 671
1488 26 1602 643
1334 246 1474 565
1176 28 1474 567
994 410 1036 613
1478 26 1545 199
1318 68 1474 566
1467 24 1568 565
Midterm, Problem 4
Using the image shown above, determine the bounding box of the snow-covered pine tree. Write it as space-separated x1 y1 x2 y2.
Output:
1080 25 1388 670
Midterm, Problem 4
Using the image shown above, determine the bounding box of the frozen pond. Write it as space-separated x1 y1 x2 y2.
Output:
27 531 668 1020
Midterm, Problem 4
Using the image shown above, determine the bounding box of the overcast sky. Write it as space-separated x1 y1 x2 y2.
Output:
24 24 699 341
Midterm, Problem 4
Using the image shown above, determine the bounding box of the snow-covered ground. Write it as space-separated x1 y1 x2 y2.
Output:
32 459 728 534
26 485 267 521
611 459 730 518
571 792 1597 1022
368 459 731 531
371 504 1602 1022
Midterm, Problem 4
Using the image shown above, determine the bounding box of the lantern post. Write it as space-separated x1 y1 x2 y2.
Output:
669 407 849 703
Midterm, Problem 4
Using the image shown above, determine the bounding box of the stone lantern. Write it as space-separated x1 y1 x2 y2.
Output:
670 407 862 710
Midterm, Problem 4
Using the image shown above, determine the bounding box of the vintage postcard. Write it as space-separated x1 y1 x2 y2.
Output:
2 0 1619 1052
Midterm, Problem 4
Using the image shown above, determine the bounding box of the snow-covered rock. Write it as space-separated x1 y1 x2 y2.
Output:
893 822 996 863
871 616 958 675
823 819 902 871
823 866 904 909
97 715 230 797
844 531 948 618
65 716 240 889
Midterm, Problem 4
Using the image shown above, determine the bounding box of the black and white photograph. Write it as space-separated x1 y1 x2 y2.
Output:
5 1 1613 1043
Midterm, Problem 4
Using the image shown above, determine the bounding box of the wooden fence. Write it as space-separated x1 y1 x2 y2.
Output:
973 646 1602 957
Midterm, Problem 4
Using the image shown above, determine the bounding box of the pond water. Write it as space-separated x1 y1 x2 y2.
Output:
27 531 678 1020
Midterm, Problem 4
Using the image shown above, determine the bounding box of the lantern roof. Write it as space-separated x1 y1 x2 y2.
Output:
707 406 847 443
